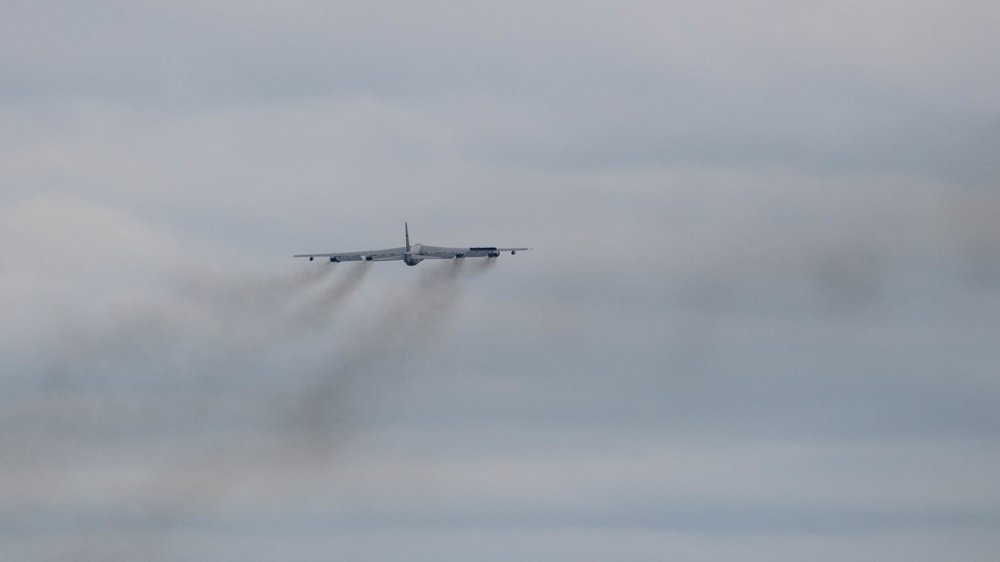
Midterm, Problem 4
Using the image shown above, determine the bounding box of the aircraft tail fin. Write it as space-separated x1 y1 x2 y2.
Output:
405 222 410 252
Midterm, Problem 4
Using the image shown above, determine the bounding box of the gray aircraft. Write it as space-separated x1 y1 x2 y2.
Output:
294 223 531 266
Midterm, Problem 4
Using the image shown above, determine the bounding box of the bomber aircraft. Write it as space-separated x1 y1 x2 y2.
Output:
294 223 530 266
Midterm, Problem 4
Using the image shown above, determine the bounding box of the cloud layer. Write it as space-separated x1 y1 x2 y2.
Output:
3 2 1000 561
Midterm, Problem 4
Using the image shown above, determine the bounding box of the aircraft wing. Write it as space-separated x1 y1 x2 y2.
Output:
416 245 531 258
293 246 406 262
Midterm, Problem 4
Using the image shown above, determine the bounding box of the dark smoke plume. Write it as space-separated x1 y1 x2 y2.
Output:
274 258 475 452
9 257 499 562
285 262 372 332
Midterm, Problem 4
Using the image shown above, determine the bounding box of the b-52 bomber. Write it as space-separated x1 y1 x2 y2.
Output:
294 223 530 266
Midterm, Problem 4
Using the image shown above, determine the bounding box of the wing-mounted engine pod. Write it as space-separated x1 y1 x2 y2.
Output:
329 257 339 262
365 256 373 261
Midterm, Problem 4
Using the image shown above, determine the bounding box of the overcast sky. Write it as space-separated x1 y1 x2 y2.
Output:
3 1 1000 561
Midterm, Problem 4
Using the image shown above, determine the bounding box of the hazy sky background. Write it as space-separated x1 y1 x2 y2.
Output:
3 1 1000 560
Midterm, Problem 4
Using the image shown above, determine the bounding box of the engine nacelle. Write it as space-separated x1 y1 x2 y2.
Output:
329 257 339 263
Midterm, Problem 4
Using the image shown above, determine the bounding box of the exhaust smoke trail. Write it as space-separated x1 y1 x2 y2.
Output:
12 256 500 562
275 258 472 450
175 263 332 312
286 262 372 333
472 256 499 272
352 258 469 353
11 264 352 562
132 259 484 533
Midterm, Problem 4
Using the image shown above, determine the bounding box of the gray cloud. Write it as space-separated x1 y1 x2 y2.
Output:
3 2 1000 560
3 2 999 183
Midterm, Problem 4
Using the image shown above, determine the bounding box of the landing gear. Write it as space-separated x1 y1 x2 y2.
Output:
309 257 314 261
